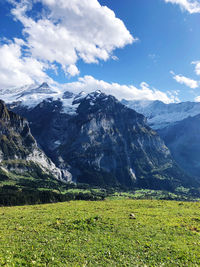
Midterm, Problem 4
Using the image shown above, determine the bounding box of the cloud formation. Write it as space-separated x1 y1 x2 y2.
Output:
192 61 200 75
60 75 178 103
170 71 199 88
165 0 200 13
10 0 135 76
0 40 51 88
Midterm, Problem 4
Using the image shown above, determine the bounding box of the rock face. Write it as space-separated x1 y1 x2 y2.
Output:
9 91 193 189
0 100 71 182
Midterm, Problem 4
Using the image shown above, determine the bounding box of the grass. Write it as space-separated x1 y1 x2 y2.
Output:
0 199 200 266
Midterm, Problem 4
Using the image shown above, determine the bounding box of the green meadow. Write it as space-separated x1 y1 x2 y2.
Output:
0 199 200 266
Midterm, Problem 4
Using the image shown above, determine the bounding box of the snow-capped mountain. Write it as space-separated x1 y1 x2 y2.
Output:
122 98 200 179
122 99 200 130
2 82 200 132
1 83 87 114
0 82 61 108
1 82 200 186
1 83 110 116
0 83 193 189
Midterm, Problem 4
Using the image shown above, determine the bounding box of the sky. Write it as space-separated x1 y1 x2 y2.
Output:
0 0 200 103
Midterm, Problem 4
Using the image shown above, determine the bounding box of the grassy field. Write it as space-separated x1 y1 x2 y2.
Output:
0 200 200 266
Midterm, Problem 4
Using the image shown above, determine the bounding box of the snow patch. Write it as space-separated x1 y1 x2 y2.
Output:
129 168 137 180
123 99 200 129
54 140 61 146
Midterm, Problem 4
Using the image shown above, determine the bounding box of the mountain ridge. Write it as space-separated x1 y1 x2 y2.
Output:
122 99 200 129
7 88 195 189
0 82 199 190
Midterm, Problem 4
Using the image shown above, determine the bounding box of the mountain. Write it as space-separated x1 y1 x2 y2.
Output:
122 99 200 130
3 84 200 131
6 87 194 190
0 82 60 109
158 114 200 178
122 99 200 180
0 99 72 182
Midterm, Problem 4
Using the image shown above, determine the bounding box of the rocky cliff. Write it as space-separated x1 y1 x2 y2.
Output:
0 100 71 182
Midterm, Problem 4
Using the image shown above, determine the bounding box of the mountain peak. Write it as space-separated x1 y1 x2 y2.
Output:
38 82 50 89
86 90 105 99
73 91 87 104
63 91 74 99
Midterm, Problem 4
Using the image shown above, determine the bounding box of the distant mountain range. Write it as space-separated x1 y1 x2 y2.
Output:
0 83 199 191
122 99 200 179
122 99 200 130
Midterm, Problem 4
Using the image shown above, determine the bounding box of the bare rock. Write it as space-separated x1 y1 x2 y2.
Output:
129 213 136 219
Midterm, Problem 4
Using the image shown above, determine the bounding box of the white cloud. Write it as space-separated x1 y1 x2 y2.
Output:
195 96 200 101
165 0 200 13
60 75 177 103
170 71 199 88
10 0 136 76
167 90 180 102
192 61 200 75
66 65 80 77
0 41 51 88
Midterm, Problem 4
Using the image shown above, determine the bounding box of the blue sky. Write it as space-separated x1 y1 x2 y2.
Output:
0 0 200 102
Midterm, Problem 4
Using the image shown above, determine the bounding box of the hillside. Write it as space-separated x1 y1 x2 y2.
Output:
0 99 75 205
0 199 200 266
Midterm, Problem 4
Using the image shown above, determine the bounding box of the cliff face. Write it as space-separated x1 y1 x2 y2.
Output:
9 92 193 189
0 100 71 182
